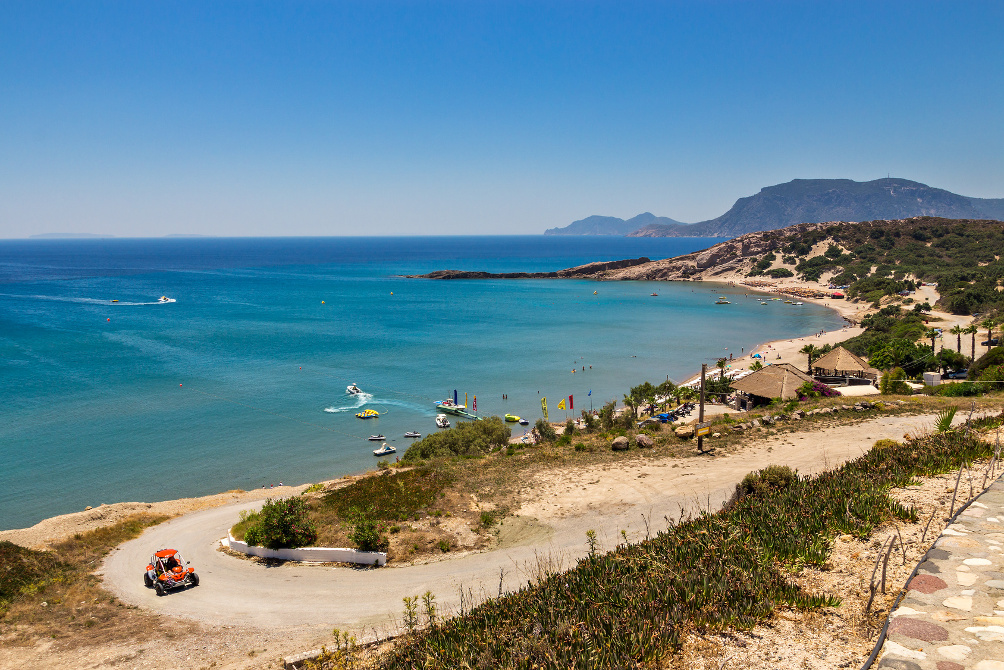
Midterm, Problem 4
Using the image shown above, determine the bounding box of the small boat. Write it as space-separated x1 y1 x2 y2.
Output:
373 443 396 457
518 418 529 426
436 414 450 428
346 383 363 395
356 409 379 419
404 431 421 438
504 414 521 423
434 399 467 415
367 434 385 441
111 299 119 302
593 291 598 295
793 301 803 305
650 293 658 296
715 299 730 305
158 296 171 303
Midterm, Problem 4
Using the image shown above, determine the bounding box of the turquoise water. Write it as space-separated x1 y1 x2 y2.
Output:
0 236 844 530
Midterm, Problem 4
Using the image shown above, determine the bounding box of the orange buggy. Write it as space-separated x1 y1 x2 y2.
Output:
144 548 199 596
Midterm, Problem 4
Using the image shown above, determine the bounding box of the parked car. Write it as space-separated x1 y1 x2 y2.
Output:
981 338 1000 347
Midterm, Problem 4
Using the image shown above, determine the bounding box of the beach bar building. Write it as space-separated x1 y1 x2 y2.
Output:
810 346 879 386
729 363 817 409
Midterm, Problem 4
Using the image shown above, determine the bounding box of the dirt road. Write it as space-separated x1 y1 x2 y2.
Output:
101 411 949 639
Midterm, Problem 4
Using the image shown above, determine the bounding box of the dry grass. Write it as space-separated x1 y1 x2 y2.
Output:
0 514 192 649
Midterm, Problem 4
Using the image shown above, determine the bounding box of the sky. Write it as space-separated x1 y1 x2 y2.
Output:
1 1 1002 238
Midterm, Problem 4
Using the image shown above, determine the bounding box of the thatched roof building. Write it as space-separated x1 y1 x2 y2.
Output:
811 346 879 381
730 363 816 402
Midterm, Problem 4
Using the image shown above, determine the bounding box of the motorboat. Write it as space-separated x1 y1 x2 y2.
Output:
435 414 450 428
650 293 658 296
793 301 803 305
715 298 730 304
111 299 119 302
404 431 421 438
593 291 598 295
356 409 379 419
373 443 396 457
367 434 385 441
434 399 466 415
346 383 363 395
158 296 171 303
518 418 529 426
504 414 521 423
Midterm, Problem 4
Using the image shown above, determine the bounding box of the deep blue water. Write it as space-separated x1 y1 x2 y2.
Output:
0 236 844 530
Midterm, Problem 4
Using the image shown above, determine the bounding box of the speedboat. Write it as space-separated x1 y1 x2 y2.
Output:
435 414 450 428
346 383 363 395
504 414 521 423
434 399 466 415
715 298 730 304
404 431 421 438
158 296 170 303
373 443 396 456
518 418 529 426
356 409 379 419
367 434 385 441
111 299 119 302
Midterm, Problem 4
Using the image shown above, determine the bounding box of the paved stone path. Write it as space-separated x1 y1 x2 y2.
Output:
876 473 1004 670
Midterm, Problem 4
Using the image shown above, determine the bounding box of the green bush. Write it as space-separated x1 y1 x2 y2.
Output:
970 346 1004 379
242 497 318 549
534 418 558 443
402 417 511 461
736 465 799 499
766 268 794 278
936 381 985 397
580 410 598 432
879 367 911 395
347 509 388 553
0 541 65 612
599 400 616 430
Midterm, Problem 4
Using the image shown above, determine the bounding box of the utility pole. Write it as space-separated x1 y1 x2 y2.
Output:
698 363 706 453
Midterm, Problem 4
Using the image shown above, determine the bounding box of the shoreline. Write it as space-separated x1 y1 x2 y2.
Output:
2 275 971 546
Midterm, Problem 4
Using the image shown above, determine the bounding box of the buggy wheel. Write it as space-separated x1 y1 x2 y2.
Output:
189 573 199 587
155 582 166 596
144 573 153 588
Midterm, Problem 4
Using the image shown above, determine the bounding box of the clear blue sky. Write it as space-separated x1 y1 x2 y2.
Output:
1 1 1001 237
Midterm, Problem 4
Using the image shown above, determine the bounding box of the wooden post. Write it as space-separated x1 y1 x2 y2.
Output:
698 363 706 453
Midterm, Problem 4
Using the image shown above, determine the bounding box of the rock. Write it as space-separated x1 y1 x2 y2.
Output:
674 425 695 439
612 436 630 451
761 415 773 425
85 506 92 511
750 419 761 428
792 410 805 419
635 434 654 448
711 432 721 438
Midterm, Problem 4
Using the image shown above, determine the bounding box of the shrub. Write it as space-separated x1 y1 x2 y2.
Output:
972 348 1004 380
735 465 799 499
936 381 985 397
402 417 511 461
797 381 841 400
0 541 66 612
564 419 577 436
347 509 388 553
534 418 557 443
242 497 318 549
321 468 452 521
879 367 911 395
766 268 794 278
598 400 616 430
580 410 598 432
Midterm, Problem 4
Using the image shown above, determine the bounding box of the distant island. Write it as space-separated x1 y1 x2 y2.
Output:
29 233 115 239
545 178 1004 238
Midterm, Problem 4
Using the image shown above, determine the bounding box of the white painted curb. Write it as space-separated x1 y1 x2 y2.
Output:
223 533 387 566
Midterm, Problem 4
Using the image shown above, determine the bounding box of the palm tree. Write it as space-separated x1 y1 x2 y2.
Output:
982 319 996 352
716 358 727 380
799 343 820 373
924 328 940 353
964 324 978 361
949 324 964 354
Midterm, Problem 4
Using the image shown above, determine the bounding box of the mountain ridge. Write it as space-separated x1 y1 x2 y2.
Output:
545 178 1004 238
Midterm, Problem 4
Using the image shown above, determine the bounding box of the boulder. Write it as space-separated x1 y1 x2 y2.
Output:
612 436 630 451
750 418 762 428
792 410 805 419
711 432 721 438
675 425 695 439
635 434 654 448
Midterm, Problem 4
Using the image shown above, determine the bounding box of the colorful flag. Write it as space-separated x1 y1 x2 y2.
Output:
541 397 548 419
588 390 592 396
569 395 574 410
465 392 468 408
557 398 566 410
473 396 477 412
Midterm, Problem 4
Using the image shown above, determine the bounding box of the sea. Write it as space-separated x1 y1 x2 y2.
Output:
0 236 846 531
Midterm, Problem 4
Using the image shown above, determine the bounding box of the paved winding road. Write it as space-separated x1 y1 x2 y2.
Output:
101 412 945 635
